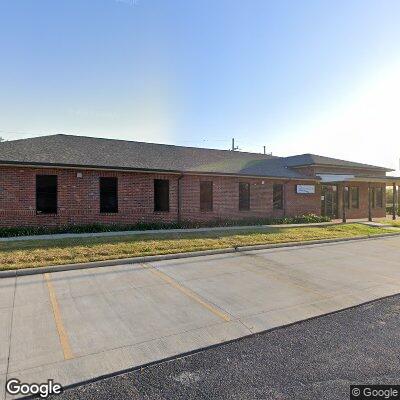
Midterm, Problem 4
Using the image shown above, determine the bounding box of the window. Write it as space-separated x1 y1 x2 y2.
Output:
371 188 376 208
200 181 213 211
154 179 169 212
344 186 350 209
376 187 383 208
239 182 250 211
273 184 284 210
350 187 359 209
100 177 118 213
36 175 57 214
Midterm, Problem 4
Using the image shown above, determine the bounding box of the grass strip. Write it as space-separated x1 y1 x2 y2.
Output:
0 224 395 271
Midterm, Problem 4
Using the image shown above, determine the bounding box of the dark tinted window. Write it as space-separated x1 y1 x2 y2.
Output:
200 181 213 211
239 182 250 211
351 187 359 209
154 179 169 212
273 184 283 210
36 175 57 214
100 177 118 213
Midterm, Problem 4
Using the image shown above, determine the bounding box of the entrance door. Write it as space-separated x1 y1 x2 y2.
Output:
321 185 338 218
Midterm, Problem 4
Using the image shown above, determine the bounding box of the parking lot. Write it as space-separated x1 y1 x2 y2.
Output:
2 236 400 399
45 294 400 400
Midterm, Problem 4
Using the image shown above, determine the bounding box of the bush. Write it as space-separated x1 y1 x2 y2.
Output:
0 213 331 238
386 206 400 215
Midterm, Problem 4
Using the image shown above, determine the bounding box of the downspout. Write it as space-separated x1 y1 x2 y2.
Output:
177 174 184 224
342 183 347 223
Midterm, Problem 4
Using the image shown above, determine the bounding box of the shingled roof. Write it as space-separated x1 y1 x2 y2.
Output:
0 134 392 179
283 153 391 171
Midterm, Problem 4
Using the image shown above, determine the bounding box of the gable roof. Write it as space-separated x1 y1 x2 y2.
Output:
283 153 392 171
0 134 392 179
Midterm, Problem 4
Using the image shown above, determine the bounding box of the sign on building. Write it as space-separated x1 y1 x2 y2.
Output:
296 185 316 194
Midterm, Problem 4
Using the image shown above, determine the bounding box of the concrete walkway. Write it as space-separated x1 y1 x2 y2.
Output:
0 221 343 242
2 235 400 399
1 217 398 243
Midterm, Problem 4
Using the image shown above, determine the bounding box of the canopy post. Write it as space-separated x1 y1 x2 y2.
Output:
342 184 347 223
368 183 372 222
393 183 397 220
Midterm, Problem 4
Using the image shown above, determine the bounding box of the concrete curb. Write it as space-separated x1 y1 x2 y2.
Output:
1 231 400 278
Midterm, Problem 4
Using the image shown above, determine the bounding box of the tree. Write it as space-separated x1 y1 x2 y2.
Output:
0 137 4 142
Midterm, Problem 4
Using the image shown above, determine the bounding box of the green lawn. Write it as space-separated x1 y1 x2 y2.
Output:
0 223 395 271
376 218 400 227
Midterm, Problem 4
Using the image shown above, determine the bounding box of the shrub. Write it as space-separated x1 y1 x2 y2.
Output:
386 206 400 215
0 213 331 238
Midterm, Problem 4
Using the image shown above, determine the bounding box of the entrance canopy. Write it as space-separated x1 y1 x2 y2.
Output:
317 174 400 222
317 174 400 185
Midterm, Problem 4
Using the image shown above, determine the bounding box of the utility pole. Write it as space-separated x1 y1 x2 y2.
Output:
231 138 238 151
263 146 266 155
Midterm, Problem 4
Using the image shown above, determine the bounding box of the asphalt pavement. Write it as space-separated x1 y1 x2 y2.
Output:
42 294 400 400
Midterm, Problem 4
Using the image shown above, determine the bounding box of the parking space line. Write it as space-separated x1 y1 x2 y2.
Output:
44 273 74 360
142 264 231 322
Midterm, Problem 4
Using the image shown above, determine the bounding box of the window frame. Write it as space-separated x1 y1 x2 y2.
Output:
350 187 360 209
36 175 58 214
239 182 250 211
99 177 118 214
375 187 383 208
200 181 213 212
273 183 284 210
154 179 170 212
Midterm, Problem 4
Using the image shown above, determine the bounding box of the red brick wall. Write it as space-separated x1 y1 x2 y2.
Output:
0 166 322 227
0 165 387 227
0 166 179 227
294 167 388 219
179 176 321 221
337 182 387 219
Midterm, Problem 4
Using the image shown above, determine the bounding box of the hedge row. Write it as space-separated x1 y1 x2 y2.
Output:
0 213 331 238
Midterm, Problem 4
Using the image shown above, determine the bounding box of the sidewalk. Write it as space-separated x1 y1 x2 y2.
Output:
0 221 340 242
1 218 398 243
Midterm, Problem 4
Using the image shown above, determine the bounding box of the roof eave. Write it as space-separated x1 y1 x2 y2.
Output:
0 161 319 181
290 163 393 172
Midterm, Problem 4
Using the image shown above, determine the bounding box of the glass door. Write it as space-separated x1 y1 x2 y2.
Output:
321 185 338 218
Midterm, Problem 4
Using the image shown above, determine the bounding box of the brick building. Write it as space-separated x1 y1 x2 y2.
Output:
0 134 398 228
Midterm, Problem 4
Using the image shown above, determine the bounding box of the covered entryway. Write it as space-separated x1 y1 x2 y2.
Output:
318 174 400 222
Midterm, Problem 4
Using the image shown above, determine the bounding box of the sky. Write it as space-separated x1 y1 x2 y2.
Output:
1 0 400 174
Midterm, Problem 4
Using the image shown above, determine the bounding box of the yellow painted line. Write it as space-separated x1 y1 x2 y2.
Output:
44 273 74 360
142 264 231 322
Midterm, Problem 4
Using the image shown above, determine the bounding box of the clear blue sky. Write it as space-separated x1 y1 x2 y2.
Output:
1 0 400 172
